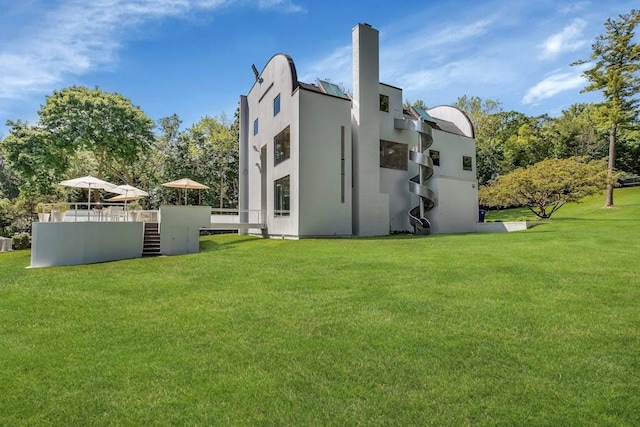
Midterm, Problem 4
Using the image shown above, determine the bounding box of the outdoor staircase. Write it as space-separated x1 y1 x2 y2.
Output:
142 222 161 257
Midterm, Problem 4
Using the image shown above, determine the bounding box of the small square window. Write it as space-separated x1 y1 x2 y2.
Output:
463 156 473 171
379 94 389 112
253 118 259 136
274 94 281 116
429 150 440 167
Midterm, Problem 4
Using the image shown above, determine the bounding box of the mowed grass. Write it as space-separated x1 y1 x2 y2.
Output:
1 188 639 426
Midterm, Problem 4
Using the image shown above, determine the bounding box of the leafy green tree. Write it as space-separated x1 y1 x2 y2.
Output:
616 127 640 176
0 198 13 236
453 96 504 183
573 9 640 207
541 103 606 160
503 116 555 170
403 99 428 111
163 115 238 208
1 120 66 196
39 86 155 180
0 149 22 199
2 86 155 206
479 157 608 219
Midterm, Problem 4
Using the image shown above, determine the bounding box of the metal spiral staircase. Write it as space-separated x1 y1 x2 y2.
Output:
394 118 435 235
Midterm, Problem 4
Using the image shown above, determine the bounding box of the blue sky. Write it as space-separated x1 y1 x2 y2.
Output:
0 0 637 134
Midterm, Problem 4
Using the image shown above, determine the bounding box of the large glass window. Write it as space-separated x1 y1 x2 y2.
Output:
463 156 473 171
429 150 440 166
380 140 408 170
274 94 281 116
379 94 389 112
274 125 290 166
274 175 290 217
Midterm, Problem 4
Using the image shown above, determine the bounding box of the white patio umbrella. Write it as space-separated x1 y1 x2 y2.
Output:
106 194 145 202
59 176 117 220
107 184 149 219
161 178 209 205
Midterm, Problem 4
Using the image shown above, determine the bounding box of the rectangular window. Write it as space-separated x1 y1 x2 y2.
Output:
253 118 259 136
463 155 473 171
379 94 389 112
274 125 290 166
341 126 345 203
274 94 281 116
380 140 408 170
429 150 440 166
274 175 290 217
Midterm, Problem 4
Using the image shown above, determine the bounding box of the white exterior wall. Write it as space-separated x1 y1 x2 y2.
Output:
427 128 478 233
244 54 300 237
239 24 479 238
298 90 352 236
159 205 211 255
30 222 143 268
351 23 389 236
379 83 415 233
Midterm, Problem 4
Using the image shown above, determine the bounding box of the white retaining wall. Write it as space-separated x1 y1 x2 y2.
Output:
30 222 143 268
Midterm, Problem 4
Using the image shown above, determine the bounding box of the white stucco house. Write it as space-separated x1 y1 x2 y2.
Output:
238 23 478 238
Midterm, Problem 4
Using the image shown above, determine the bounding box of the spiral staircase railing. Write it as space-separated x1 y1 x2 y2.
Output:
394 118 435 235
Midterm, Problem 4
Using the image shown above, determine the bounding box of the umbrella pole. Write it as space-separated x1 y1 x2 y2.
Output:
124 190 129 221
184 188 187 205
88 186 92 221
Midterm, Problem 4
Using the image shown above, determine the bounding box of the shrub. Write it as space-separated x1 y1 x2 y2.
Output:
12 232 31 250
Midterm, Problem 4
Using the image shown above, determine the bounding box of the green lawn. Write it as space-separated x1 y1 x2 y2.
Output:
1 188 639 425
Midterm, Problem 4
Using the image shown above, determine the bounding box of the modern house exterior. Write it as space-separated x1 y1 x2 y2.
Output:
239 23 478 238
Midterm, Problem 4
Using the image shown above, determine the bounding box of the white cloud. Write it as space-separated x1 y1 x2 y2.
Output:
258 0 305 13
522 68 586 104
299 45 351 86
0 0 302 101
540 18 587 59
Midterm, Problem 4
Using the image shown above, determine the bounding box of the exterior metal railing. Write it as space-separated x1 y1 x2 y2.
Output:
36 203 158 223
395 118 436 235
210 208 266 226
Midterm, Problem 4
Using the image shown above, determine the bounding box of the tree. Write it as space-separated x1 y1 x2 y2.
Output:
573 9 640 207
163 115 238 208
453 96 504 184
39 86 155 180
540 103 605 160
1 86 155 203
403 99 428 111
479 157 608 219
0 148 22 199
1 120 66 196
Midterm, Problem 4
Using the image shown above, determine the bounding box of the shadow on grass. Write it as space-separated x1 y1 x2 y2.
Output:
199 234 261 252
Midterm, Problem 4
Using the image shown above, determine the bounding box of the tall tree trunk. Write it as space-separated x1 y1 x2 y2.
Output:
604 122 617 207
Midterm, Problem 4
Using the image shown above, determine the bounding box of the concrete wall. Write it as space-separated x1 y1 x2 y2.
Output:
30 222 143 268
244 54 300 237
427 177 478 234
298 89 352 236
159 205 211 256
425 127 478 234
351 23 389 236
239 95 250 234
379 83 417 233
476 222 531 233
380 168 411 232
